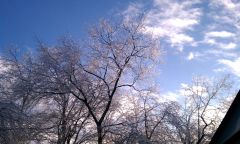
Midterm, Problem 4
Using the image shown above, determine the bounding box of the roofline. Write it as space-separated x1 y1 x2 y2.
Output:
210 90 240 144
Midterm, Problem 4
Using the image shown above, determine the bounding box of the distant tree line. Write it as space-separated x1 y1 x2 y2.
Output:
0 16 235 144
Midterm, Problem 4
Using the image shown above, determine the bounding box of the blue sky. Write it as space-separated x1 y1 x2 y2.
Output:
1 0 240 99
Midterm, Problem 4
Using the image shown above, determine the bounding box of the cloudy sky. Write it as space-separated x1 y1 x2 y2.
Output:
1 0 240 99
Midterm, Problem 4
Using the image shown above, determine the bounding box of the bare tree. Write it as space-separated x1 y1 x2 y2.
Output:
0 28 235 144
0 52 51 144
85 16 160 143
31 16 160 143
0 46 93 143
0 37 236 144
53 94 91 144
167 75 235 144
13 16 160 142
142 97 179 143
109 92 178 144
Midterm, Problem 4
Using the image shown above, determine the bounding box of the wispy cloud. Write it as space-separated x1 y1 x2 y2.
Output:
203 30 237 50
210 0 240 29
206 49 237 59
186 52 201 61
204 0 240 77
158 90 184 102
122 0 240 80
218 58 240 77
219 42 237 50
206 31 235 38
124 0 202 51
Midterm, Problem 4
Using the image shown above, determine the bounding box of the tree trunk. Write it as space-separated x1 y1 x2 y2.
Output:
97 125 103 144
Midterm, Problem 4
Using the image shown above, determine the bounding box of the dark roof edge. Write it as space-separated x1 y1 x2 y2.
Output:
210 90 240 144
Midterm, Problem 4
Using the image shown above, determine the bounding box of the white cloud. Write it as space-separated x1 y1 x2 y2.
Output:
202 1 240 61
187 52 194 60
205 41 237 50
170 33 194 44
164 18 198 28
206 31 235 38
122 2 143 21
124 0 202 50
222 0 237 9
0 59 9 74
218 58 240 77
205 38 216 45
213 67 227 73
213 0 240 11
203 31 237 50
186 52 197 61
180 83 188 88
210 0 240 29
123 0 240 67
186 52 201 61
206 49 237 58
159 91 180 102
219 42 237 50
